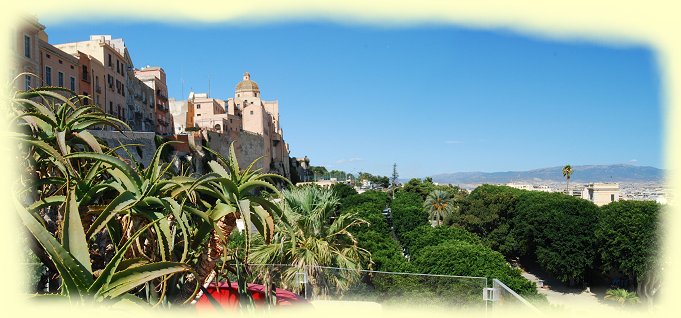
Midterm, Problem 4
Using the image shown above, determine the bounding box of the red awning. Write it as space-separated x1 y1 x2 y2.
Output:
196 281 308 310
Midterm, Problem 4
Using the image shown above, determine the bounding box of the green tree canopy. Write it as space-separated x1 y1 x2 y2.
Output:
411 241 538 296
458 185 524 254
596 201 661 282
402 225 481 257
331 182 358 201
391 192 428 239
511 191 600 285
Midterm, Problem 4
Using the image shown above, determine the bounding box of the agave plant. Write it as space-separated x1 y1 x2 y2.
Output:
16 191 195 304
12 85 295 307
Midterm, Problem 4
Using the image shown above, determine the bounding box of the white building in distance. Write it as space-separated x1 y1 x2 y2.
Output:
581 183 620 206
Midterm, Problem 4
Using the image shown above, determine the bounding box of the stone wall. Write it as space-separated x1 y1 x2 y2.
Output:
205 130 266 171
238 131 265 171
89 128 291 181
88 130 156 168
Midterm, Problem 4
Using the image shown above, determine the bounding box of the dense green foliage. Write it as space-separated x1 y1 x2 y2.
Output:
390 192 428 239
411 241 537 295
330 183 358 201
458 185 523 254
512 191 599 285
400 178 467 201
402 225 481 256
456 184 662 295
596 201 661 281
341 189 539 299
459 185 599 285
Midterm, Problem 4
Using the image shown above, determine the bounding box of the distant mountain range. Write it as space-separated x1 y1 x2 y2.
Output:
429 164 664 184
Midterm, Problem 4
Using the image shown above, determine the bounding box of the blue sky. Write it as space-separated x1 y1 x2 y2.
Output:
43 20 663 178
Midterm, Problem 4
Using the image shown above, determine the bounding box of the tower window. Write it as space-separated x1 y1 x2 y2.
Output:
45 67 52 85
24 75 31 90
24 35 31 58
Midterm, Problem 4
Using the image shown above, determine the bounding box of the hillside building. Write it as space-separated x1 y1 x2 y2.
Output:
581 183 620 206
172 72 292 178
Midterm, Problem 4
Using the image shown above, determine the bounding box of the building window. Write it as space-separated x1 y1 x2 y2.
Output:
250 110 254 115
45 67 52 85
196 104 201 109
58 72 64 87
24 75 31 90
610 194 615 202
24 35 31 58
109 101 113 114
116 60 120 74
108 54 112 67
196 114 201 116
82 65 88 81
70 77 75 91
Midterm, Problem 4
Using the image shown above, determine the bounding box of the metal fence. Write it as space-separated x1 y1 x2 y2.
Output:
234 264 489 312
231 264 544 314
488 279 542 314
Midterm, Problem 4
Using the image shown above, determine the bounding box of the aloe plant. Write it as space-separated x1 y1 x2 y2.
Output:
12 85 294 307
16 195 195 304
177 143 291 300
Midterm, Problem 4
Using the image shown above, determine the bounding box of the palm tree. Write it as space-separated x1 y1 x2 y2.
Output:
423 190 455 227
604 288 640 305
249 186 372 296
562 165 573 194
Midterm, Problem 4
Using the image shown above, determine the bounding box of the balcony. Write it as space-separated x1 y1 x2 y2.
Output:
156 90 168 101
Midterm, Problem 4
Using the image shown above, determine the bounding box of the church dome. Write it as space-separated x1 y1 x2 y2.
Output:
235 72 260 93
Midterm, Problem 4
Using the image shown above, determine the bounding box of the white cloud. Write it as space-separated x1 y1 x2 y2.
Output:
335 157 363 164
629 159 638 163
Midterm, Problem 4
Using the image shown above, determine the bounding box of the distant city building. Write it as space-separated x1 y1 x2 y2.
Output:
581 183 620 206
297 179 340 189
506 183 553 192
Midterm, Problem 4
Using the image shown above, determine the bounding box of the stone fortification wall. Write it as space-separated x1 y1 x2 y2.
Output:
88 130 156 168
238 131 265 171
205 130 265 172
